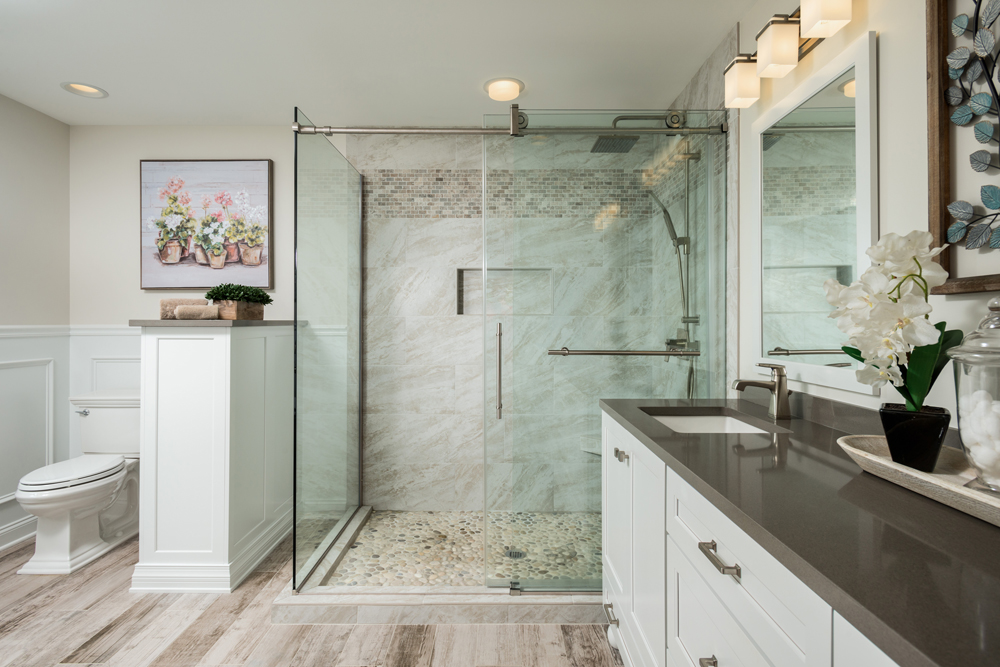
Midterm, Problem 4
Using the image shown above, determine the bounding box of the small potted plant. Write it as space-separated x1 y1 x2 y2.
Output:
239 223 266 266
205 283 273 320
825 231 964 472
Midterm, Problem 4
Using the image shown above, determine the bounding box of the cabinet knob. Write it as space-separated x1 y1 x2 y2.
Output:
76 409 90 416
699 658 718 667
613 447 629 463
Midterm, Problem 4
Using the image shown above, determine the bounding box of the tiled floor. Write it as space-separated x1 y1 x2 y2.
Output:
0 534 622 667
321 510 602 587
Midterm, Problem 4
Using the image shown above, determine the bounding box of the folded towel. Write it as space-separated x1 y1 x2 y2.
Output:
160 298 209 319
174 305 220 320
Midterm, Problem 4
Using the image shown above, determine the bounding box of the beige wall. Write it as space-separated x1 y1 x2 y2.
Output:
0 94 70 324
736 0 986 414
68 126 293 323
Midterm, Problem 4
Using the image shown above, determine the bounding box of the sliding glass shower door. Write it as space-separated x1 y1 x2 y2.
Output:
293 108 363 590
482 110 728 591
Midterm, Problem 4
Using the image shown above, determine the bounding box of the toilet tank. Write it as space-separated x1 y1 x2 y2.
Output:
70 389 140 458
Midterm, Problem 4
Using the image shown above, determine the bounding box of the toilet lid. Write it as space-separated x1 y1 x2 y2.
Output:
19 455 126 491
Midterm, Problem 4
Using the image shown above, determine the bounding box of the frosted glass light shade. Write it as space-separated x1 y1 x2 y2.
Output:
842 79 856 98
757 20 800 78
485 78 523 101
800 0 851 38
724 59 760 108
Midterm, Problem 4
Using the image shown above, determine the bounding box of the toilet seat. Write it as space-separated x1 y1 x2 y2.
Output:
18 455 126 493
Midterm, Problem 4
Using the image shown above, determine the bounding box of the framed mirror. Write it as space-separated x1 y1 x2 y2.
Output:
746 32 878 394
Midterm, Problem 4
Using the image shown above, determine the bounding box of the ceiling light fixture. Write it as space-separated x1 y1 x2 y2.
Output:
484 78 524 102
724 55 760 109
840 79 857 98
61 82 109 98
800 0 852 39
757 16 801 78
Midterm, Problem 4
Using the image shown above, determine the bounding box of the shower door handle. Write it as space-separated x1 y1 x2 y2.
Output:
496 322 502 419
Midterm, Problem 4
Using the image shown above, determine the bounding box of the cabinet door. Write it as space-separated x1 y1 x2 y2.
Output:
833 613 898 667
603 413 632 602
628 439 667 667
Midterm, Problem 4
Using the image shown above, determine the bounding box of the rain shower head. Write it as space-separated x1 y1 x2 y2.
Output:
591 136 639 153
648 191 680 247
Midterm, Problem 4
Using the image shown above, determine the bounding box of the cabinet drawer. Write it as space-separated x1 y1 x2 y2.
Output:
667 469 831 667
667 537 769 667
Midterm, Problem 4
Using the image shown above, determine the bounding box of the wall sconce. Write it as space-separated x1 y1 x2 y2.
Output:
757 16 801 78
724 55 760 109
800 0 852 39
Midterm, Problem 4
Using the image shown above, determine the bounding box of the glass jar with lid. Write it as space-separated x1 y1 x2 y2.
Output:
948 296 1000 491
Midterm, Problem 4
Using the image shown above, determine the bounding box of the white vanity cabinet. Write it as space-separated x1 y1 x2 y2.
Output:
602 412 667 667
602 409 903 667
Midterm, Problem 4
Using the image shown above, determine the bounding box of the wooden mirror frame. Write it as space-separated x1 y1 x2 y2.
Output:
927 0 1000 294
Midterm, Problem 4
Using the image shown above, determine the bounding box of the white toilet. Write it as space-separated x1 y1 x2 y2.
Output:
16 389 140 575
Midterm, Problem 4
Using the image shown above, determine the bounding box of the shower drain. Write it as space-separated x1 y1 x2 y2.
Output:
505 549 526 559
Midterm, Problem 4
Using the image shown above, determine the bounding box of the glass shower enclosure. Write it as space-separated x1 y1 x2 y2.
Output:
481 110 728 590
292 108 363 590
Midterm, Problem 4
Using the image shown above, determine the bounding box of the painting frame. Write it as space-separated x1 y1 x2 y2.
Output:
927 0 1000 294
139 158 274 290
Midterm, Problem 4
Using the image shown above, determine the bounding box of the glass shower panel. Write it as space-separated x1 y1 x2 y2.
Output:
293 108 363 590
483 110 728 591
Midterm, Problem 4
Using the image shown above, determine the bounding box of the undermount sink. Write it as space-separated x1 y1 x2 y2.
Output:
650 415 767 434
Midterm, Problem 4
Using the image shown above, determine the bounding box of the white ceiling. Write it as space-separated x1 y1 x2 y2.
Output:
0 0 756 127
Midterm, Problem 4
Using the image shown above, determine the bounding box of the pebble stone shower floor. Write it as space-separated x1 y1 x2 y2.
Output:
321 510 602 587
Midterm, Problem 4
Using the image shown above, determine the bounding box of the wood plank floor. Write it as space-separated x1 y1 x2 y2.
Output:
0 536 623 667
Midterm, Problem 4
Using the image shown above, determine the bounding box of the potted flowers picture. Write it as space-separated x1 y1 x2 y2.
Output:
825 231 964 472
139 160 272 289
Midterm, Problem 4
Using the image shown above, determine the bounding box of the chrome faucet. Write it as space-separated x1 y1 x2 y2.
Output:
732 363 793 420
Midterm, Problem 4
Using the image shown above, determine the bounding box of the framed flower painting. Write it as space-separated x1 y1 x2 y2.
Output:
139 159 273 289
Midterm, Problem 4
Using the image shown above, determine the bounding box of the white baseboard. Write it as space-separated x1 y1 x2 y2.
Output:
0 516 36 553
130 507 292 593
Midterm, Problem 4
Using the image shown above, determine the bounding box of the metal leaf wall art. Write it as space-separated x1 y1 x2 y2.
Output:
947 0 1000 249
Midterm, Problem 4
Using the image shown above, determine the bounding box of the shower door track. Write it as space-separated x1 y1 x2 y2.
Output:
292 105 728 137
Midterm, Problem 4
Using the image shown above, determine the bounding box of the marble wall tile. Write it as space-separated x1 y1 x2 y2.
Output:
509 414 597 464
365 365 455 414
514 217 603 268
455 363 485 415
454 463 484 510
362 462 458 510
510 315 604 367
485 462 513 511
506 604 604 624
364 316 406 366
551 268 628 317
405 315 483 366
512 462 555 513
668 25 737 111
365 218 407 267
406 218 483 268
348 135 469 170
365 267 456 318
763 267 838 314
364 413 482 466
553 460 601 513
507 364 554 415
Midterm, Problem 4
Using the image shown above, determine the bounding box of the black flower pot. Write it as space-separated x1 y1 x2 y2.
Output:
879 403 951 473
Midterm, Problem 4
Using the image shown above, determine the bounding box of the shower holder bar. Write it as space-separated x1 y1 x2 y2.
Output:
767 347 847 356
292 105 728 137
548 347 700 357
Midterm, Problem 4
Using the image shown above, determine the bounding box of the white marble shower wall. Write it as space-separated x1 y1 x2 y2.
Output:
350 135 485 511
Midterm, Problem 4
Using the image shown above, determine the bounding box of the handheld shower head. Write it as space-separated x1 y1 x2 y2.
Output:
648 191 680 247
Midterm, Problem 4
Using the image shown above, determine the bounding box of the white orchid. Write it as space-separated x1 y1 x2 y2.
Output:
856 358 904 388
825 231 952 393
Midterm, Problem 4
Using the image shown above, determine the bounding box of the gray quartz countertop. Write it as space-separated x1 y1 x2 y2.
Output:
129 319 294 327
600 398 1000 667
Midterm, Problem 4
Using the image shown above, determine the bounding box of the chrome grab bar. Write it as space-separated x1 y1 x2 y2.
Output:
767 347 846 355
603 602 619 627
548 347 700 357
496 323 503 419
698 540 741 583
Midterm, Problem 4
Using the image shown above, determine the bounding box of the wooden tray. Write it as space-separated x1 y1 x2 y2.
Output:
838 435 1000 529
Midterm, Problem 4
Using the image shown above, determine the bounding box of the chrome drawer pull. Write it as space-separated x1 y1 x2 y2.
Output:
613 447 629 463
603 602 619 627
698 540 741 582
699 657 718 667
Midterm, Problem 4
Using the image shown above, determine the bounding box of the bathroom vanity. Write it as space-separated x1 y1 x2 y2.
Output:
601 399 1000 667
128 320 294 593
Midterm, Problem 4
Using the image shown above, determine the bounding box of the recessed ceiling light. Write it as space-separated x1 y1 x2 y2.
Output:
61 82 109 98
484 78 524 102
840 79 857 98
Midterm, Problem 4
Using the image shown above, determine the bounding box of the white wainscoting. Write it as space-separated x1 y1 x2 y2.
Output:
0 326 70 551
